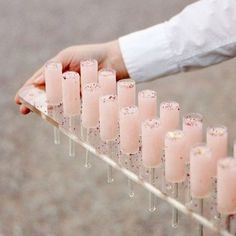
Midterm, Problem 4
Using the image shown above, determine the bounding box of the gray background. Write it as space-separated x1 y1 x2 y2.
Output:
1 0 236 235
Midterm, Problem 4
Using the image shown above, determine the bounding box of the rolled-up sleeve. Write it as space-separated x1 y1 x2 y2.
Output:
119 0 236 82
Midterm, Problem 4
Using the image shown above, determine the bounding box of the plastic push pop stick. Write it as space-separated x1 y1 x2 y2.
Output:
44 61 63 144
183 113 203 204
190 144 212 236
160 101 180 194
82 82 101 167
120 105 140 197
62 71 81 157
99 95 119 183
165 130 186 227
142 118 162 212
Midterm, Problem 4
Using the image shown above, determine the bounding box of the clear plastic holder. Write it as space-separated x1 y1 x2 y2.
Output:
18 85 234 236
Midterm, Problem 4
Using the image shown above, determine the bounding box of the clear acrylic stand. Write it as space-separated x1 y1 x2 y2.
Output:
19 85 234 236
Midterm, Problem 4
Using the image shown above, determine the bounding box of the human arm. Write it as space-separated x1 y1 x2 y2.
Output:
15 41 128 114
119 0 236 82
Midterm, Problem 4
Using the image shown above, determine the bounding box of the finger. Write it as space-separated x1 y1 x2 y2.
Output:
33 74 44 86
15 93 22 105
20 105 31 115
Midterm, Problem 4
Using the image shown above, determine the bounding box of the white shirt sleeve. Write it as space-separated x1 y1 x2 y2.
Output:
119 0 236 83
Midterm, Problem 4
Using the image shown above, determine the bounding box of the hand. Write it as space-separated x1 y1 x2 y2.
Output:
15 40 129 114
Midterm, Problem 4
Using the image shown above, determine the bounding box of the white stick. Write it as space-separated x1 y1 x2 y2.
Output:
148 168 156 212
172 183 179 227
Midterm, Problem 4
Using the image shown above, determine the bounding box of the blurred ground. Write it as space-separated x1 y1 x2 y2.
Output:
1 0 236 235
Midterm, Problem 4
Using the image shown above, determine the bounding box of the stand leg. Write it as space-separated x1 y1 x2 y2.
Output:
212 178 219 221
148 168 156 212
198 199 204 236
128 178 134 198
69 117 76 157
127 154 134 198
107 165 113 184
52 107 60 144
107 141 114 183
172 183 179 227
80 124 84 140
53 127 60 144
69 138 75 157
185 163 191 205
161 149 166 193
85 128 91 168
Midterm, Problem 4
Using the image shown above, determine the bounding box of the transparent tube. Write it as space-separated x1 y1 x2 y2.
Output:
107 141 114 183
53 127 60 144
172 183 179 228
149 168 156 212
85 128 91 168
68 117 76 157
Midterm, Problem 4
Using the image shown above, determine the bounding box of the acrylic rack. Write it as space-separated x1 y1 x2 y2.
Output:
19 85 233 236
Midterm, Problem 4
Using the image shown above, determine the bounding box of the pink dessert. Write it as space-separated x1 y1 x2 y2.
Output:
217 158 236 215
80 59 98 90
120 106 139 155
44 61 63 105
138 90 157 123
81 83 101 128
117 79 136 110
207 126 228 176
160 101 180 146
165 130 186 183
190 144 212 198
62 71 80 117
99 95 119 141
183 113 203 162
98 68 116 96
142 119 162 168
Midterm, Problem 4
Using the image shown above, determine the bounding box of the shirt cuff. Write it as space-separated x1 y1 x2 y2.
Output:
119 23 178 83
